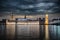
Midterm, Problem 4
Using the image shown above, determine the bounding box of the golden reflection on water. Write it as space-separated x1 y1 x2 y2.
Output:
45 14 49 40
6 21 39 38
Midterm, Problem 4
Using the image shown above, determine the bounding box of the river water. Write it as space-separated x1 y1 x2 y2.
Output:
0 22 60 40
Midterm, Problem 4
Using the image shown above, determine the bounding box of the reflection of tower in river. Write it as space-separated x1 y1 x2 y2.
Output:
39 14 49 40
39 18 45 40
45 14 49 40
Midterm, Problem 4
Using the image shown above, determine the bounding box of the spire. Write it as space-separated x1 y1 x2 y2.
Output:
24 14 26 19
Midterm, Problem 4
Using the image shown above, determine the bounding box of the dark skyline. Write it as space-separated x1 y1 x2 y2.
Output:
0 0 60 14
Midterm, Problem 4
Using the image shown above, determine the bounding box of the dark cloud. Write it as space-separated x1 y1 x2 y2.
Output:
0 0 60 14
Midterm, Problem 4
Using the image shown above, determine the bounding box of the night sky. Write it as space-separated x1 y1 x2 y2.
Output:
0 0 60 14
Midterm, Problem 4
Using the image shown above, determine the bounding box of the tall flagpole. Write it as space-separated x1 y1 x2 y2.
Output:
10 11 13 20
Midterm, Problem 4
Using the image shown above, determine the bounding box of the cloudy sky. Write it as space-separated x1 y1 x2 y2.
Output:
0 0 60 14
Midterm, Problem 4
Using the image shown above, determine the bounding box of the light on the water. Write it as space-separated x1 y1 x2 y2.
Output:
45 14 49 40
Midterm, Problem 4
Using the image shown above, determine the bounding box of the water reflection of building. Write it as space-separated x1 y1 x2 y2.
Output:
0 13 60 40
